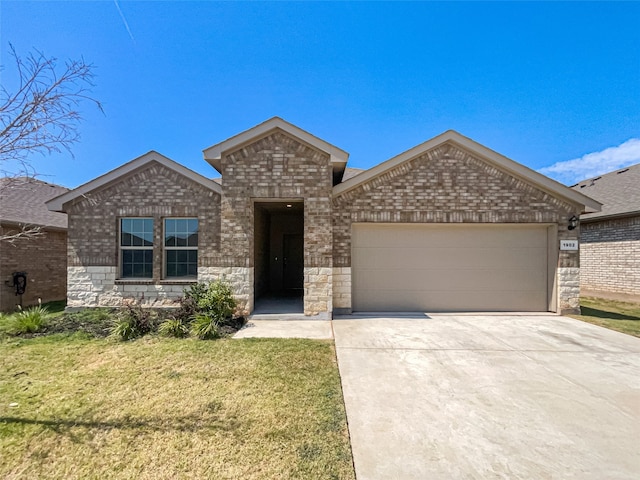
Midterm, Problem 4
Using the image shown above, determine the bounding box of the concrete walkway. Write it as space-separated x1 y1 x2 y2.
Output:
333 314 640 480
233 320 332 339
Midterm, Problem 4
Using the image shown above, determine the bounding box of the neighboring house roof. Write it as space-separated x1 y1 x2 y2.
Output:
571 162 640 221
46 151 222 212
0 177 69 230
203 117 349 181
333 130 602 214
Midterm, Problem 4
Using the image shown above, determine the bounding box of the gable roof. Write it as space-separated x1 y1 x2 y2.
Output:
571 162 640 221
46 151 222 212
0 177 69 230
203 117 349 180
333 130 602 214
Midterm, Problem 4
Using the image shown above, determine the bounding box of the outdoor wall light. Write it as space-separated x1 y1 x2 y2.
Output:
568 215 579 230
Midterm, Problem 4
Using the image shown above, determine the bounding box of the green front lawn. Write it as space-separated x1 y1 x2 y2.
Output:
570 296 640 338
0 335 355 479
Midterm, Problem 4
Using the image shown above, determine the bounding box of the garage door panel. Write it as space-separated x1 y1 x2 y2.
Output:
356 267 546 293
353 224 547 248
355 289 547 312
352 224 549 312
353 247 547 269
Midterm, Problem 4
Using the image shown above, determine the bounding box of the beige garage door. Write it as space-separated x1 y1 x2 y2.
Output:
352 224 549 312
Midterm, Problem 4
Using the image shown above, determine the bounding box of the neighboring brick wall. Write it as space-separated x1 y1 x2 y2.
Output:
219 131 334 316
64 161 220 307
0 226 67 311
332 143 581 314
580 215 640 298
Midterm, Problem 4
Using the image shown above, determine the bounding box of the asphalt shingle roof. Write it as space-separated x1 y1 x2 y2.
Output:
0 177 69 229
571 162 640 220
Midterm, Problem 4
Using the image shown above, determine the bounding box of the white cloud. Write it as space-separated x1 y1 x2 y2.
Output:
539 138 640 185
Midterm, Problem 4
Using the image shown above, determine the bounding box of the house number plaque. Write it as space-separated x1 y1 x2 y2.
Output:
560 240 579 251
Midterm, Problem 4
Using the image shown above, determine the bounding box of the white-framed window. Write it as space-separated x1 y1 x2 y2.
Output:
120 218 154 278
164 218 198 278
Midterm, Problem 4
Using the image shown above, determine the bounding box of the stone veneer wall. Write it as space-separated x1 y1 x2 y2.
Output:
64 161 220 307
0 226 67 311
580 215 640 300
219 131 333 317
198 266 254 315
332 143 582 314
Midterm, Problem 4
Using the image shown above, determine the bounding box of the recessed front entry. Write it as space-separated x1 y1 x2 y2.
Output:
253 201 304 313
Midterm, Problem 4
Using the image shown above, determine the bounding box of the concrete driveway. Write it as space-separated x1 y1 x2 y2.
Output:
333 314 640 480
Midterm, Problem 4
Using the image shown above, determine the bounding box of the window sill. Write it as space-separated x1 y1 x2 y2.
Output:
160 279 198 284
115 279 198 285
116 279 154 285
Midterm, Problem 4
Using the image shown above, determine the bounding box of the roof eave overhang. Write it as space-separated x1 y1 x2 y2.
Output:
46 151 222 213
332 130 602 214
580 210 640 223
0 219 67 232
202 117 348 177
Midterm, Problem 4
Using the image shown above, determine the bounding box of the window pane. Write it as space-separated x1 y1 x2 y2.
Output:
132 263 144 277
176 264 187 277
165 219 175 246
166 263 176 277
165 248 197 278
121 218 153 247
165 218 198 247
121 248 153 279
188 232 198 247
176 234 187 247
132 219 144 233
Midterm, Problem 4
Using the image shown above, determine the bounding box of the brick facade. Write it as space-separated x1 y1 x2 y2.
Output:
0 226 67 311
580 215 640 300
55 121 595 316
332 144 583 314
218 131 333 317
64 161 220 308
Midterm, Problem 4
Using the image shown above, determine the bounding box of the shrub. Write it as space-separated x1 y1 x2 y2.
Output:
195 280 237 323
13 306 49 334
175 280 239 340
190 314 221 340
172 294 199 324
110 303 153 341
158 318 189 338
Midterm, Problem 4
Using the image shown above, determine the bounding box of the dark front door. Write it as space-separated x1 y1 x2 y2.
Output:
282 233 303 290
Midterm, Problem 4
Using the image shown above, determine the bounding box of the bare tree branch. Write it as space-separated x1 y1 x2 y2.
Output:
0 224 45 245
0 43 103 164
0 43 102 242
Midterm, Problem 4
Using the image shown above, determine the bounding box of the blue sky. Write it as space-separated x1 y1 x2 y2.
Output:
1 1 639 187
